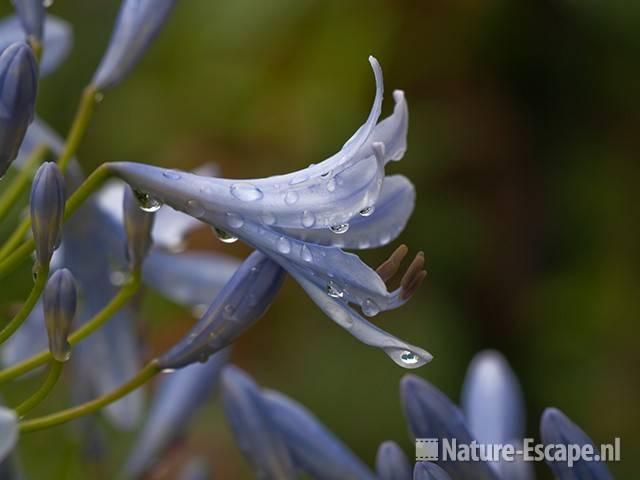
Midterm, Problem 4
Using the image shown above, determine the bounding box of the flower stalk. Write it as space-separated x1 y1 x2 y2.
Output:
14 360 63 417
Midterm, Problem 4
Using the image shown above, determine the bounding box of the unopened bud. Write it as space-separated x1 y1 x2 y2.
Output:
30 162 65 268
43 268 77 362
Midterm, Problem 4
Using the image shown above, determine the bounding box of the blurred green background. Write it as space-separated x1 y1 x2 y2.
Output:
1 0 638 478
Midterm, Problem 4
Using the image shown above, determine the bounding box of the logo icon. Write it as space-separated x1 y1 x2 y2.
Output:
416 438 439 461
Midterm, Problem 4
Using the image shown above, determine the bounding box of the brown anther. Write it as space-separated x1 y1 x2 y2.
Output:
400 251 426 300
376 244 409 281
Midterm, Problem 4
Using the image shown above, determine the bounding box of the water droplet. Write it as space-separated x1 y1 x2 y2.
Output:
362 299 380 317
301 210 315 228
330 223 349 234
358 239 371 249
326 281 344 298
326 178 336 192
261 212 276 225
52 343 71 362
320 170 331 178
191 304 208 318
213 227 238 243
185 199 205 218
226 212 244 228
93 91 104 103
359 206 375 217
109 270 128 286
400 350 419 365
277 237 291 254
43 0 54 7
379 233 391 245
133 189 162 212
161 368 176 373
230 183 263 202
162 170 181 180
289 174 308 185
301 245 313 262
285 191 299 205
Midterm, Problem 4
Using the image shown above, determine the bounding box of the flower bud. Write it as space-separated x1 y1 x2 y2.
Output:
30 162 65 268
123 185 155 270
43 268 77 362
91 0 177 91
11 0 45 42
0 42 38 177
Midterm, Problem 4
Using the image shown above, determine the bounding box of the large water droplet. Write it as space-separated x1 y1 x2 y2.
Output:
330 223 349 234
362 299 380 317
230 183 263 202
301 245 313 262
326 281 344 298
400 350 419 365
277 237 291 254
359 206 375 217
301 210 315 228
226 212 244 228
326 178 336 192
133 189 162 212
162 170 181 180
52 342 71 362
261 212 276 225
285 191 299 205
109 270 128 286
213 227 238 243
185 199 205 218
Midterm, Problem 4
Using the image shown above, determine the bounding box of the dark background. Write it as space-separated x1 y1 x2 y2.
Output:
1 0 637 478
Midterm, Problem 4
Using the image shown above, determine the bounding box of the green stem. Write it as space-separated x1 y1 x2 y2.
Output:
0 164 112 280
0 265 49 345
19 360 159 433
0 144 49 223
0 219 31 262
15 361 63 417
0 269 140 384
58 86 98 172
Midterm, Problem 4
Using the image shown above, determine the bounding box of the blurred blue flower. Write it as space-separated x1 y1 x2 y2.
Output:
376 440 412 480
125 348 229 478
91 0 178 91
0 407 17 464
11 0 45 42
108 57 431 369
0 15 72 77
414 462 452 480
0 42 37 177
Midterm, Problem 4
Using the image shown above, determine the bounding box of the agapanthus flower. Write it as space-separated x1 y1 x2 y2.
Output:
11 0 45 43
401 350 613 480
0 15 72 77
91 0 178 92
376 440 412 480
414 461 452 480
124 348 230 478
108 56 431 369
0 406 17 463
221 365 375 480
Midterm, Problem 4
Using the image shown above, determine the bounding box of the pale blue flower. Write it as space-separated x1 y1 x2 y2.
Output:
376 440 412 480
91 0 178 91
11 0 45 42
0 407 17 463
0 15 72 77
414 462 452 480
108 57 431 369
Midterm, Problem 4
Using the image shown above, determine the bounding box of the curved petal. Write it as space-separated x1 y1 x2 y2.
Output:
461 350 526 445
262 390 376 480
142 249 240 310
0 15 72 76
221 366 297 480
376 440 412 480
0 407 17 463
400 375 500 480
124 349 229 478
281 174 415 249
413 462 452 480
540 408 613 480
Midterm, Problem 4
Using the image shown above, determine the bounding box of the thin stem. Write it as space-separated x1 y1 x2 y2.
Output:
0 219 31 262
15 360 63 417
0 269 140 384
0 164 112 280
0 144 49 223
0 265 49 345
58 86 98 172
19 360 160 433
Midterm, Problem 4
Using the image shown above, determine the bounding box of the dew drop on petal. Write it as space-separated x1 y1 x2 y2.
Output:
400 350 419 365
358 239 371 249
109 270 128 286
289 174 308 185
379 233 391 245
133 189 162 212
285 191 299 205
362 299 380 317
276 237 291 254
185 200 205 218
213 227 238 244
226 212 244 229
330 223 349 234
359 206 375 217
161 368 176 374
301 245 313 262
301 210 315 228
326 281 344 298
261 212 276 225
93 91 104 103
230 183 263 202
320 170 331 178
162 170 182 180
43 0 54 6
326 178 336 192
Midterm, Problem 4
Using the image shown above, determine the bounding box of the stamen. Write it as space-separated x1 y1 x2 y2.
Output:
400 251 426 300
376 244 409 281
